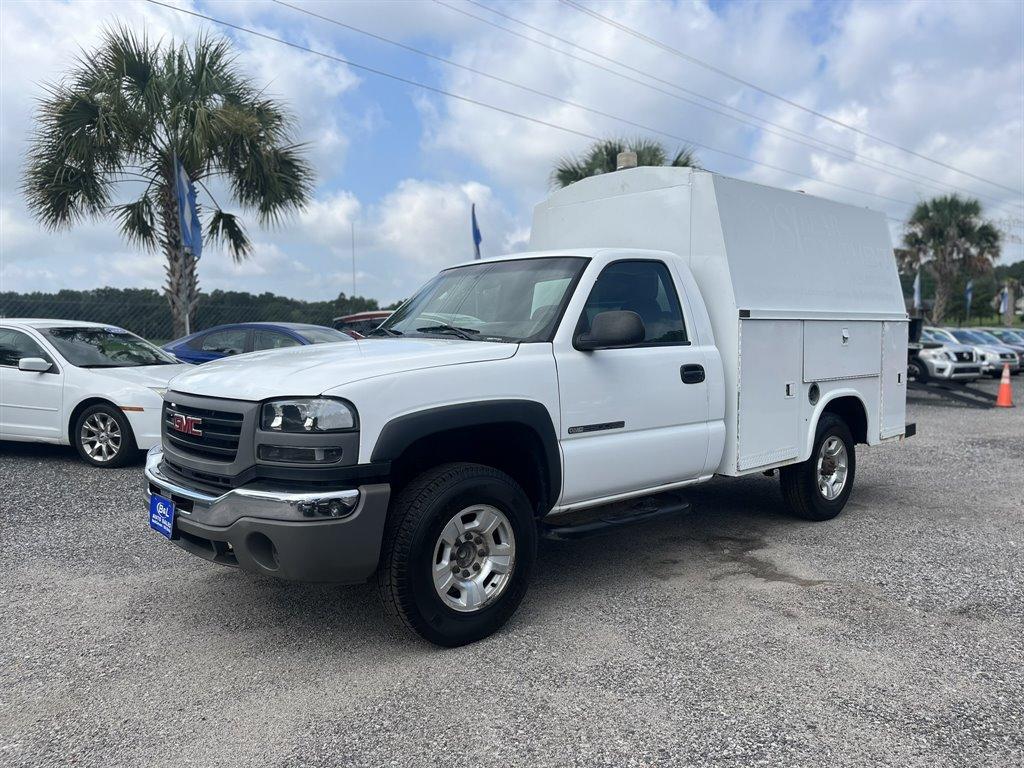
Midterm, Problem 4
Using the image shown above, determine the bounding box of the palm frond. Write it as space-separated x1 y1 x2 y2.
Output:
205 208 252 262
111 191 158 250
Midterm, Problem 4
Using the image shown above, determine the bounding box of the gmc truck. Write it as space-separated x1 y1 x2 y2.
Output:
146 168 913 646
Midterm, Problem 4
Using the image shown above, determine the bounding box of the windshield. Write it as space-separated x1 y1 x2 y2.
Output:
951 330 987 345
971 330 1003 345
993 329 1024 343
378 257 587 342
297 327 353 344
42 327 178 367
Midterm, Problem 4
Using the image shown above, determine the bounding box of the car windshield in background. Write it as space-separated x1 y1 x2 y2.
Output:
378 257 587 343
971 330 1004 345
42 327 177 367
951 330 989 345
298 327 353 344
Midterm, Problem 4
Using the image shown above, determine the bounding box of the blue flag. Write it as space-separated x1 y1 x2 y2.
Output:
174 155 203 260
471 203 482 260
965 279 973 316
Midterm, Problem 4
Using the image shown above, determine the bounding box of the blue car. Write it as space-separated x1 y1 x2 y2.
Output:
163 322 353 364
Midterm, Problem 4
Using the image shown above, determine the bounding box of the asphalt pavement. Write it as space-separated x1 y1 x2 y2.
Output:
1 376 1022 767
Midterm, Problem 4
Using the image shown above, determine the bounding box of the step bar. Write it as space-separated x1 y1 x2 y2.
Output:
541 492 692 541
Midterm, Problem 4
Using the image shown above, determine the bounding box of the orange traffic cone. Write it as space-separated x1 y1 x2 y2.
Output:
995 363 1014 408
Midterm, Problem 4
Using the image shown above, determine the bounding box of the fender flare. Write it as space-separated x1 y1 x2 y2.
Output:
370 399 561 508
803 389 871 459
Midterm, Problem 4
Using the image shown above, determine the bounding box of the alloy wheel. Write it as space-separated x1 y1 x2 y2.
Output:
80 412 122 463
431 504 516 613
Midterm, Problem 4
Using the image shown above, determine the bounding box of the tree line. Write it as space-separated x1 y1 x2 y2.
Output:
0 287 396 342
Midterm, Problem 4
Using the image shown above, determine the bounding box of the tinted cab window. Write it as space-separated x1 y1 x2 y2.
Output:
580 260 688 345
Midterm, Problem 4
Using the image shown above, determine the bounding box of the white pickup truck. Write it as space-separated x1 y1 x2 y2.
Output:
146 168 913 646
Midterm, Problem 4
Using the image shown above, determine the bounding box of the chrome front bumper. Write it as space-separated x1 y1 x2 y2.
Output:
144 447 391 583
144 447 361 527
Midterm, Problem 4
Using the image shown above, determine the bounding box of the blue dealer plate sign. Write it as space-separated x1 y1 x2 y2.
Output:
149 494 175 539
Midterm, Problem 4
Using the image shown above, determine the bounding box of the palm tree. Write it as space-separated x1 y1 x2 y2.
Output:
900 195 1001 324
552 138 700 189
23 26 313 337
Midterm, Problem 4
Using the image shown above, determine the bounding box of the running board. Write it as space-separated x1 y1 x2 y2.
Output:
541 492 692 541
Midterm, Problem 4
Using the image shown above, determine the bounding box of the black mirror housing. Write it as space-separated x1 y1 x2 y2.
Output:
575 310 646 351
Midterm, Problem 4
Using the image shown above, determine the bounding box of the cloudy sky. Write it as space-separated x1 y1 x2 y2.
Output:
1 0 1021 305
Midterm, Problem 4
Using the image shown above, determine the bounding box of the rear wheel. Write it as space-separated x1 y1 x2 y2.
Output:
779 413 856 521
377 463 536 646
73 403 137 468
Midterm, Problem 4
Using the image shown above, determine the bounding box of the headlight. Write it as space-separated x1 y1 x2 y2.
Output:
260 398 356 433
942 351 956 361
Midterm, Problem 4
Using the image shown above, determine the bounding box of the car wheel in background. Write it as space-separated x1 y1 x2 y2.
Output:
73 403 137 468
779 413 856 522
377 462 536 647
907 357 928 383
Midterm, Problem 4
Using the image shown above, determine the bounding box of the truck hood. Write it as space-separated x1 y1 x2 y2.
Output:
166 338 518 401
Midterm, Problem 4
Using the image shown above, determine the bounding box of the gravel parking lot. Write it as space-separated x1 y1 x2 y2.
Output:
2 377 1022 768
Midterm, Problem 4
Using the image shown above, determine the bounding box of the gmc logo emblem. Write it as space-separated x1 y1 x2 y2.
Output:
171 413 203 437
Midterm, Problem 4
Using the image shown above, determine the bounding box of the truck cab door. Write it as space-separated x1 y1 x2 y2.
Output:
553 259 711 506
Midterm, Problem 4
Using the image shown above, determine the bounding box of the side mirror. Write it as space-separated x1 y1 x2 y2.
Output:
18 357 52 373
575 310 646 351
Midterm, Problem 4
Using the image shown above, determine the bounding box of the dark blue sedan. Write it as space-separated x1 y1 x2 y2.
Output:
163 322 352 364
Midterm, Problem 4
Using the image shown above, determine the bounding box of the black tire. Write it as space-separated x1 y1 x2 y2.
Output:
907 356 928 383
377 462 537 647
73 403 137 468
779 413 856 522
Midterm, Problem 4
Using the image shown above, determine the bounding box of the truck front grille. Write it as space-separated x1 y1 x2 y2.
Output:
163 401 244 462
955 351 973 362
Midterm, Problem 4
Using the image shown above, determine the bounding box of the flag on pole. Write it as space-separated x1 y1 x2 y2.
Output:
998 285 1009 316
965 279 973 317
471 203 482 260
174 154 203 260
912 269 922 311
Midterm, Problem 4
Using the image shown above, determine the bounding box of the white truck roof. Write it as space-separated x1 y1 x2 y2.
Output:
530 167 905 322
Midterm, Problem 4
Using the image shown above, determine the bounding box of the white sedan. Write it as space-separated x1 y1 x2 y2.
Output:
0 319 193 467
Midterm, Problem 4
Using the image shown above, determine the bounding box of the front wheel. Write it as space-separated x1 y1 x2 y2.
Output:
779 413 856 521
377 463 537 647
73 403 137 468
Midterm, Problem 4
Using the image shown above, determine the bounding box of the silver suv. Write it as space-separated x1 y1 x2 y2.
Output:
913 330 981 381
927 328 1020 377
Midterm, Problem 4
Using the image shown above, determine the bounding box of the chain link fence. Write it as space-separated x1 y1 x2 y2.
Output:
0 289 385 343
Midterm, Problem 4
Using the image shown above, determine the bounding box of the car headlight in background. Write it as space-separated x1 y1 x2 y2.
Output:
260 398 356 433
942 351 956 361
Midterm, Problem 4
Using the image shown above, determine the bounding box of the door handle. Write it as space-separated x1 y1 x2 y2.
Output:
680 364 705 384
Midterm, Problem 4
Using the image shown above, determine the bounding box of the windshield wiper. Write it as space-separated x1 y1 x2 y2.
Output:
368 326 402 337
415 324 479 340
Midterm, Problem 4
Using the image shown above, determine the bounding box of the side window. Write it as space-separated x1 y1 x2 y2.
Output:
253 330 301 351
0 329 51 368
201 329 248 355
580 260 688 345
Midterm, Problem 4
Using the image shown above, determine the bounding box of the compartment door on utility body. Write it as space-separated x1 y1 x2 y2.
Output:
554 259 710 505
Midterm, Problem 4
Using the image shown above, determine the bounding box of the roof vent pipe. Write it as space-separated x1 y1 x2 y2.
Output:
616 151 638 170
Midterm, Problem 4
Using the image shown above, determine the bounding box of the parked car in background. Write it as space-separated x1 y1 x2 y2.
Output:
912 332 980 382
926 328 1020 377
0 320 192 467
975 327 1024 358
332 311 392 338
163 322 352 364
